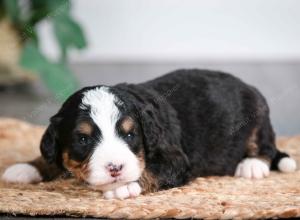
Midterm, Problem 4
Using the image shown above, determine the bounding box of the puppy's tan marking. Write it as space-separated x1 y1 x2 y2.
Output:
246 128 271 166
62 152 90 181
139 170 159 193
77 122 93 136
29 156 62 180
120 116 135 133
137 150 146 171
137 150 159 193
246 128 259 157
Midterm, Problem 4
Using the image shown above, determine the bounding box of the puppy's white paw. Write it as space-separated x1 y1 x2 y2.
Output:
278 157 297 173
1 163 42 183
103 190 115 199
103 182 142 199
235 158 270 179
127 182 142 197
115 185 130 199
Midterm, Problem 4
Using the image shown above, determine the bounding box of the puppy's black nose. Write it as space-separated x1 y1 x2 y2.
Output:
106 162 123 177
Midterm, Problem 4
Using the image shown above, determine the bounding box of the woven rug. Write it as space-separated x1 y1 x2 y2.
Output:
0 118 299 219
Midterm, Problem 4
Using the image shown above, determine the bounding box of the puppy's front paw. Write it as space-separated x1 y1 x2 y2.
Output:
1 163 42 183
235 158 270 179
103 182 142 199
127 181 142 197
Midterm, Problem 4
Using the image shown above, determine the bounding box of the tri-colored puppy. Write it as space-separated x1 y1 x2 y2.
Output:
2 69 297 199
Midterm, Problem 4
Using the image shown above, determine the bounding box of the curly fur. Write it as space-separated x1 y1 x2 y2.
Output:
2 69 296 195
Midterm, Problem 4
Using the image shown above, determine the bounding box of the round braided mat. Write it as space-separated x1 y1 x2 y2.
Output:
0 118 299 219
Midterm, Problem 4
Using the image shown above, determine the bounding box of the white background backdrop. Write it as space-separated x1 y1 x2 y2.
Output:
38 0 300 62
16 0 298 135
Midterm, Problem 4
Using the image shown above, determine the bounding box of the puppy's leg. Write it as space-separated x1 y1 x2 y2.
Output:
2 156 62 183
235 117 296 179
2 163 42 183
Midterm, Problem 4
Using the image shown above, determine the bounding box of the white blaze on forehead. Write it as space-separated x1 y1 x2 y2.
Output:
81 86 122 135
80 87 141 187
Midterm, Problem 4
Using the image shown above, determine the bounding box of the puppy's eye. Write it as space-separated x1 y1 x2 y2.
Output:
125 132 135 141
78 135 90 145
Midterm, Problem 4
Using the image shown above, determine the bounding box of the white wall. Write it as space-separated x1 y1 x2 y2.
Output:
38 0 300 62
32 1 300 135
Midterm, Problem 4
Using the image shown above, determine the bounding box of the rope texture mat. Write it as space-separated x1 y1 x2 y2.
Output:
0 118 299 219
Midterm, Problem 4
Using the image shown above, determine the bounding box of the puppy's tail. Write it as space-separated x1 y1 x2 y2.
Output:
271 150 297 173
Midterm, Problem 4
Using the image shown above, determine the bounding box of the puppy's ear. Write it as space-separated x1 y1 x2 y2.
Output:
40 116 62 164
124 85 191 189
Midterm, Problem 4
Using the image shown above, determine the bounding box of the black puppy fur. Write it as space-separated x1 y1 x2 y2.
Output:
23 69 295 191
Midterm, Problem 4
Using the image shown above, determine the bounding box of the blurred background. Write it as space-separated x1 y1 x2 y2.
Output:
0 0 299 136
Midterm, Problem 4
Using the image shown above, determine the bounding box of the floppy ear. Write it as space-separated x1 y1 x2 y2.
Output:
40 116 61 164
124 85 191 189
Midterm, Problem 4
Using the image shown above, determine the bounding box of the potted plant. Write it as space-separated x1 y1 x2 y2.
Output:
0 0 87 101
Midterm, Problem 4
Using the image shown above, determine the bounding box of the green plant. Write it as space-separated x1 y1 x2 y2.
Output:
0 0 87 101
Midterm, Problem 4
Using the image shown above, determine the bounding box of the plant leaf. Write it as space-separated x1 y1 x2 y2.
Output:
20 41 78 102
40 62 78 101
53 14 87 61
3 0 20 23
46 0 71 16
0 1 6 20
19 41 47 72
29 0 70 25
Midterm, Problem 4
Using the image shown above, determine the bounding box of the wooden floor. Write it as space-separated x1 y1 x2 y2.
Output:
0 61 299 136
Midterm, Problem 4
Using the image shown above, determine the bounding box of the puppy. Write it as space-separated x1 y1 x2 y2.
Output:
2 69 297 199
